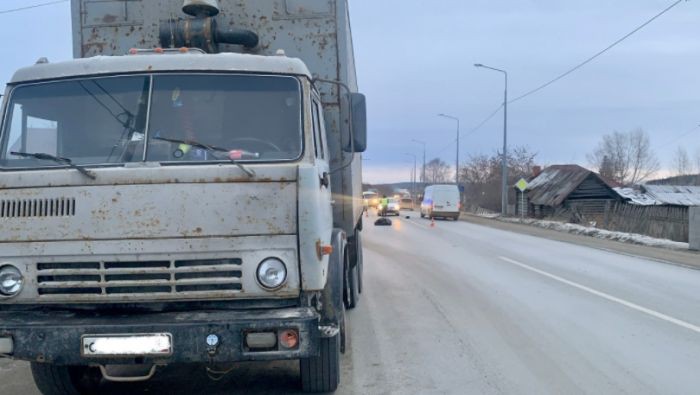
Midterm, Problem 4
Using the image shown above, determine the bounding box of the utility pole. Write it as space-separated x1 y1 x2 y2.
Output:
438 113 460 185
475 63 509 216
412 139 426 186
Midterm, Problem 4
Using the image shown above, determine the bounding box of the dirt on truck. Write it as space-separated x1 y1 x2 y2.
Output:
0 0 367 393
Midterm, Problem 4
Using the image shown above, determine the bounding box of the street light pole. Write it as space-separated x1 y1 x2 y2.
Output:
438 113 460 185
412 139 426 185
475 63 509 216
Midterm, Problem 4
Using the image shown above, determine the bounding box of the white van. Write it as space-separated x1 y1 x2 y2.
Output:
421 185 461 220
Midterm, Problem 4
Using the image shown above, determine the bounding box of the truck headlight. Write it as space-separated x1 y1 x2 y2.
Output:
0 265 23 297
257 258 287 290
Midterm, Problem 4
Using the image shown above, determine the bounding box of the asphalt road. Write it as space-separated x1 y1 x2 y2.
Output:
2 211 699 394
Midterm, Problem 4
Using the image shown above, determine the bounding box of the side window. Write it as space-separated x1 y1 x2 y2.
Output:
314 101 327 160
311 100 320 158
311 98 326 160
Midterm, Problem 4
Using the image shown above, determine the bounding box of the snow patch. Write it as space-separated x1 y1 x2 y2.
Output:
499 217 689 251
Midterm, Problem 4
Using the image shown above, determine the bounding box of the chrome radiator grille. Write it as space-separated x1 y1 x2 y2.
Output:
36 258 243 301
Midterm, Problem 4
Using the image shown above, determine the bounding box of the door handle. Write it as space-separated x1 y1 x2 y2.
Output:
320 172 330 188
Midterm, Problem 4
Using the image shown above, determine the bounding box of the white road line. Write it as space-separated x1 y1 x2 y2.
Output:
498 256 700 335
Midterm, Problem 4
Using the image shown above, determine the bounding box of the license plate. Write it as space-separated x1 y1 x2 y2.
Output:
81 333 173 357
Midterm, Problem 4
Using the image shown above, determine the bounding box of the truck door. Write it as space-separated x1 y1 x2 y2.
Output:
312 97 333 227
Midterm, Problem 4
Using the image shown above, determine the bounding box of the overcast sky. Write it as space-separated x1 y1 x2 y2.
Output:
1 0 699 184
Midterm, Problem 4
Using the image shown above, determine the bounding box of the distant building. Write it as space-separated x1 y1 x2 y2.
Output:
515 164 621 220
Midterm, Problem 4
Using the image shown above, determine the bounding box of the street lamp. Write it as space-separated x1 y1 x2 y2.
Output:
475 63 509 216
404 153 417 198
412 139 426 184
438 113 460 185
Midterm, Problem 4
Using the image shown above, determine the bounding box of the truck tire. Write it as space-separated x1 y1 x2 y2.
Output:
31 363 101 395
300 333 341 393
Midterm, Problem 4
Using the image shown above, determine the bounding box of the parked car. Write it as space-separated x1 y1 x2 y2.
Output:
363 191 379 209
401 197 415 210
421 185 461 220
378 198 401 216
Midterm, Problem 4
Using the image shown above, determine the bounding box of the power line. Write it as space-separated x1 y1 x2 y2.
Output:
465 104 503 136
510 0 687 104
431 138 458 158
0 0 67 15
658 124 700 151
429 104 503 160
433 0 686 162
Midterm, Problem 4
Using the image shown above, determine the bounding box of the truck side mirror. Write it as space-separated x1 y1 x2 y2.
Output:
349 93 367 153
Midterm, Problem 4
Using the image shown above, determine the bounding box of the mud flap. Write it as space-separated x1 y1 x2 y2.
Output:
319 229 346 351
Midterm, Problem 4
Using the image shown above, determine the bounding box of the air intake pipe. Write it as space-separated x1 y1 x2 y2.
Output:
159 0 259 53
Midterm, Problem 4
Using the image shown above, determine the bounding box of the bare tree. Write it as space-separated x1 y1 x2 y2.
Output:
695 147 700 174
425 158 451 183
671 146 691 176
599 155 615 181
460 153 491 185
587 128 659 185
460 146 538 212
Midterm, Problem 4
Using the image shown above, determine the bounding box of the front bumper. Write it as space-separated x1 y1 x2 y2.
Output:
0 307 320 365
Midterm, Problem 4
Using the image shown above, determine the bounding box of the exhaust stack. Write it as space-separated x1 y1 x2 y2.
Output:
159 0 259 53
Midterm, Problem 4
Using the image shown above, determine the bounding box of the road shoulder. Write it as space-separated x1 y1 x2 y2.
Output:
460 214 700 270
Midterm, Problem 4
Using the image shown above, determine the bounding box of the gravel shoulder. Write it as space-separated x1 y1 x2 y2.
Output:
459 214 700 270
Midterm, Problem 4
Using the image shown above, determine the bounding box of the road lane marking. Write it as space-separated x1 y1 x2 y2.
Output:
498 256 700 335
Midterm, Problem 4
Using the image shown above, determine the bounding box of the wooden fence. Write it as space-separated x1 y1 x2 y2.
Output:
601 202 689 243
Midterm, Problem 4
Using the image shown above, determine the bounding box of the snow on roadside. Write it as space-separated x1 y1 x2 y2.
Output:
481 215 690 250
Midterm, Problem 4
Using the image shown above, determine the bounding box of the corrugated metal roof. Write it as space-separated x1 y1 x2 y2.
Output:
613 188 660 206
614 185 700 206
642 185 700 206
523 165 593 206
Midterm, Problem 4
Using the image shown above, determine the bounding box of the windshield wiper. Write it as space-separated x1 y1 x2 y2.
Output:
152 136 257 178
11 152 97 180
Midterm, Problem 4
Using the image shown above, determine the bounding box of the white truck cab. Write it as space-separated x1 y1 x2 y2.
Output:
0 1 366 393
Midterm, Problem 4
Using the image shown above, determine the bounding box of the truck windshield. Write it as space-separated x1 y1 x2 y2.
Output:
0 74 303 169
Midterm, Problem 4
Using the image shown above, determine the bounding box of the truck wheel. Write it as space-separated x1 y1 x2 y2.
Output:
300 333 341 393
31 363 101 395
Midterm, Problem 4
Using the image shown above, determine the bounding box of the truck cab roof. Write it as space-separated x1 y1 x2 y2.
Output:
9 52 313 84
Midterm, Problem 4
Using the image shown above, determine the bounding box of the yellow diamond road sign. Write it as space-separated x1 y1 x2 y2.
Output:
516 178 529 192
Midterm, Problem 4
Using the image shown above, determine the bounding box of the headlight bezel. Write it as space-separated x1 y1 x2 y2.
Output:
256 258 288 291
0 264 24 298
